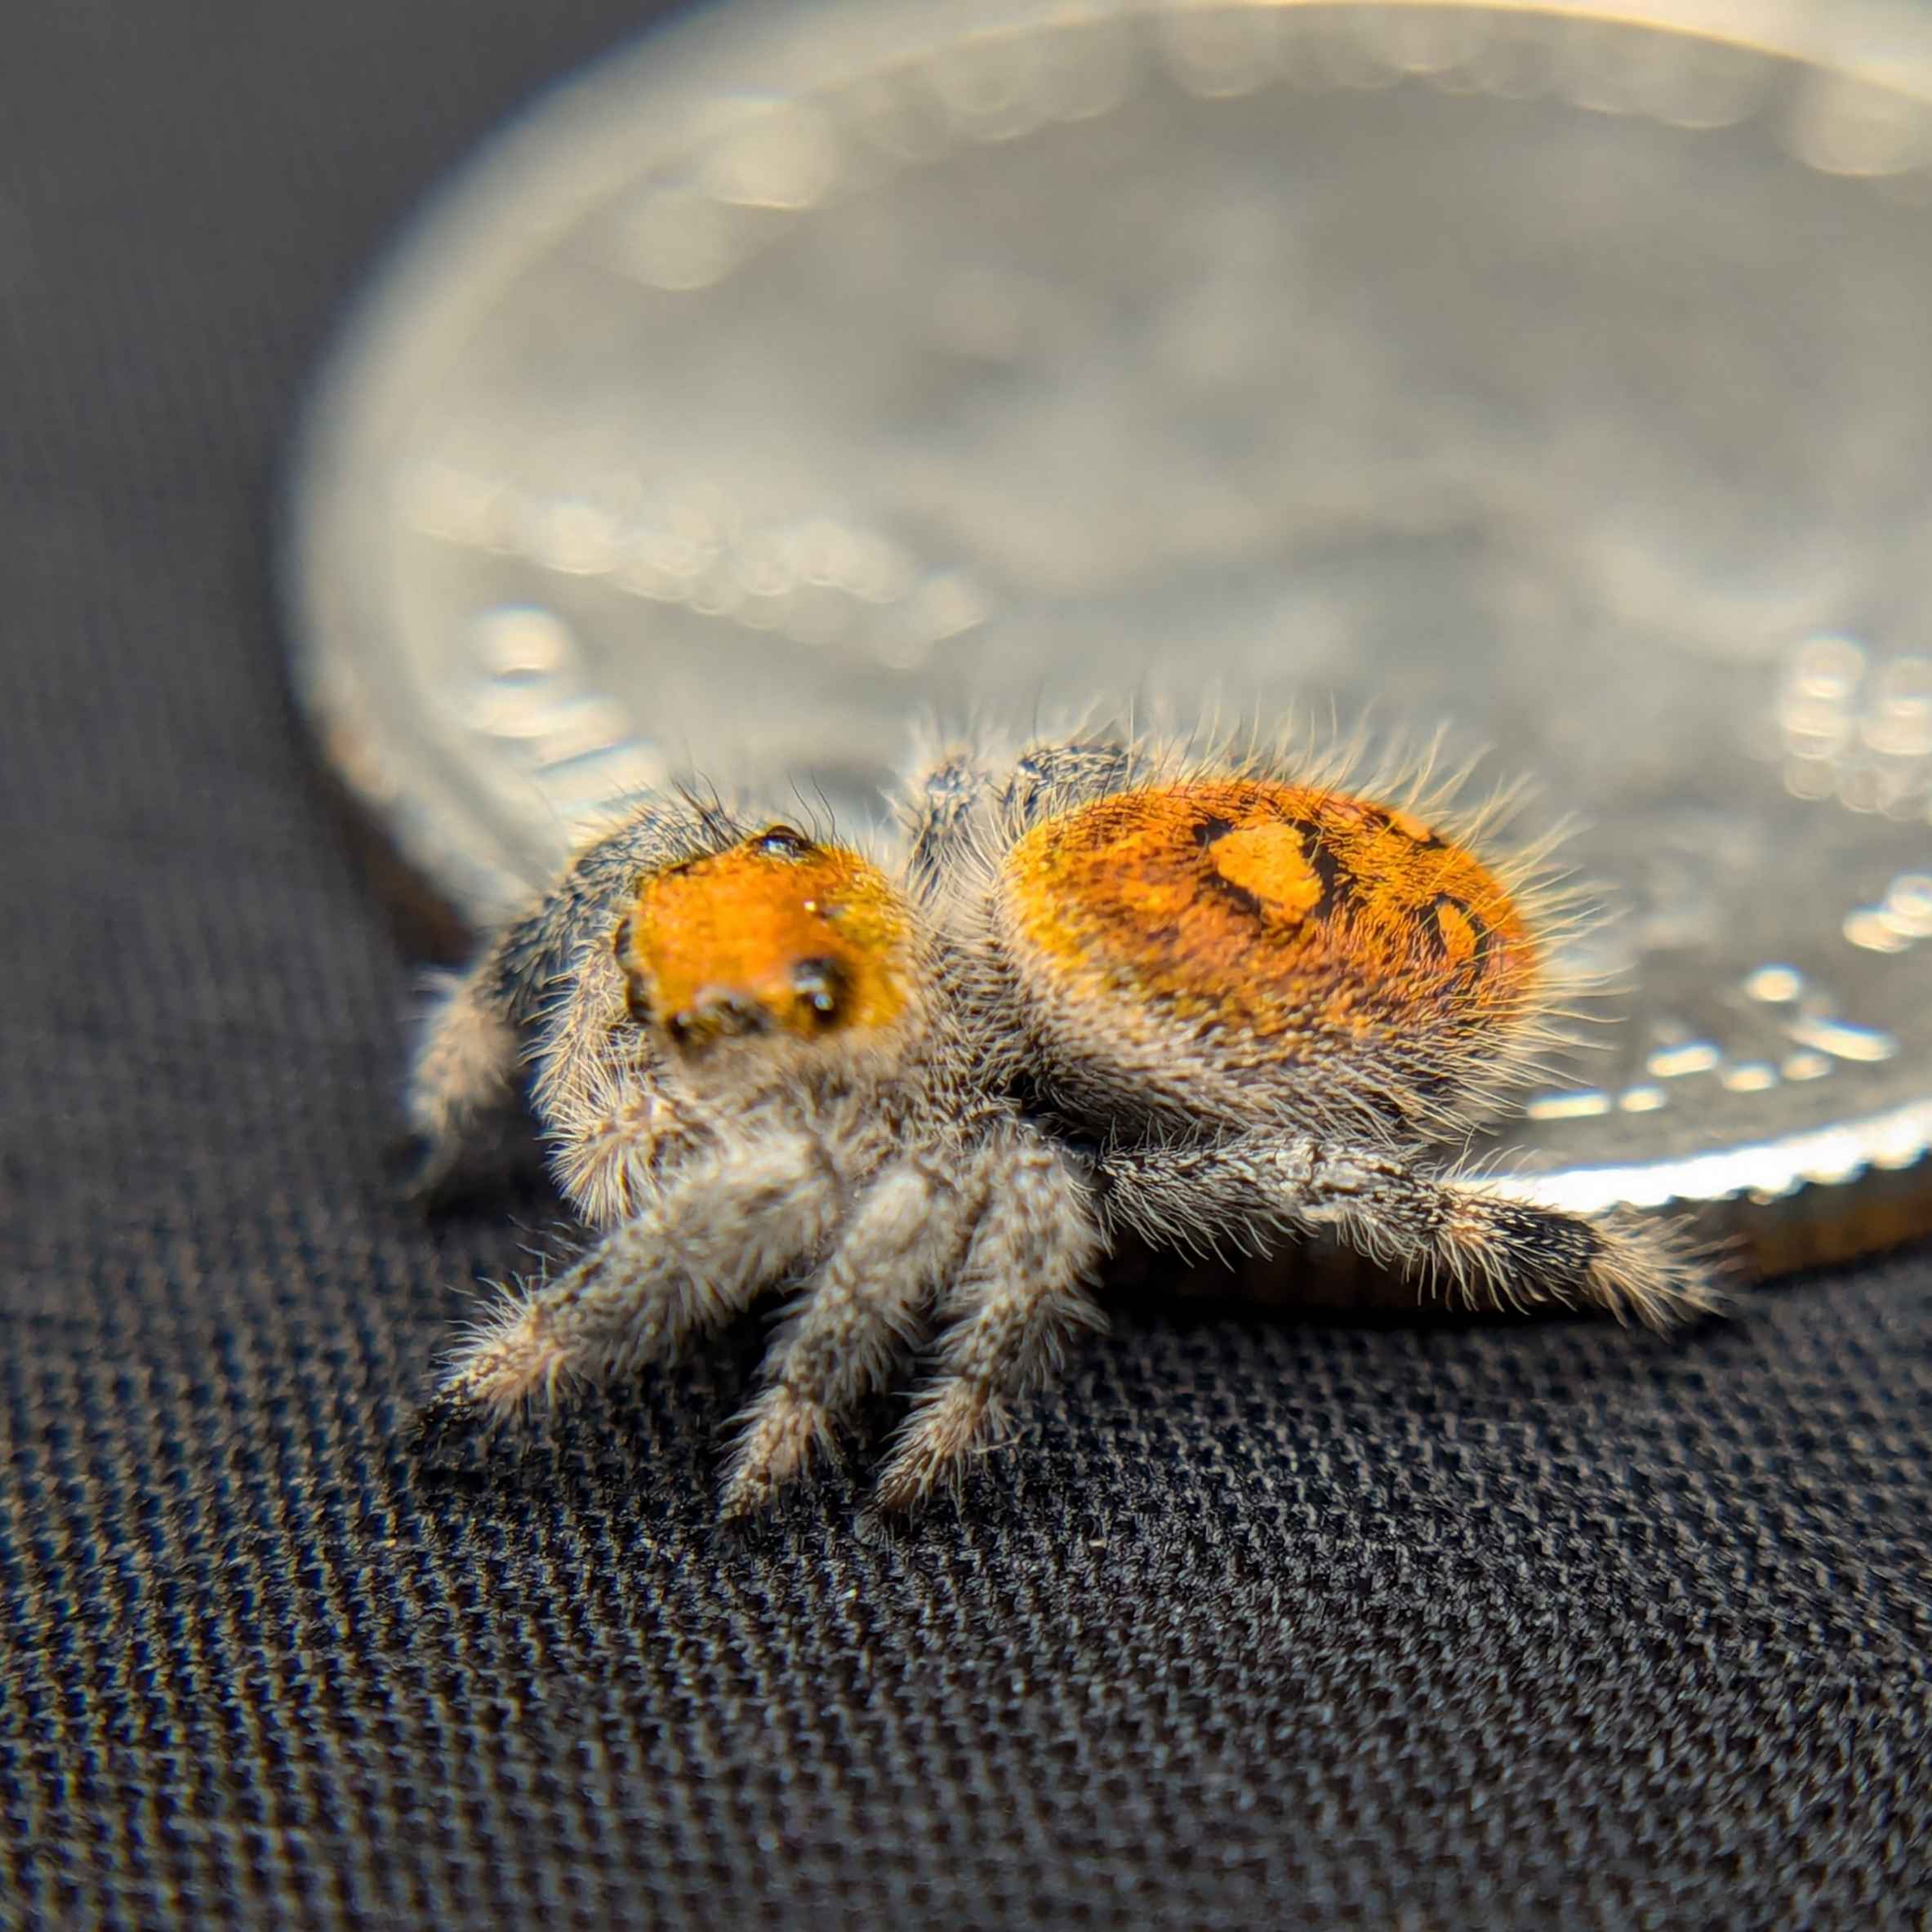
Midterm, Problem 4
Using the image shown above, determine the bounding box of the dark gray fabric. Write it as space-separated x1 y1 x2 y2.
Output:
2 5 1930 1927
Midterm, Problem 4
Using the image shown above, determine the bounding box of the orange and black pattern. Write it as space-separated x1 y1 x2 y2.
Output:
999 778 1539 1057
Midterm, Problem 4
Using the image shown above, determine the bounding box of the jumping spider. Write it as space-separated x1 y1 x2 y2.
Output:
407 728 1720 1514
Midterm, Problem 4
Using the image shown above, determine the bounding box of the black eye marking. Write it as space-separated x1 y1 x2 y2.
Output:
790 955 849 1024
1191 817 1235 848
755 825 814 859
1420 893 1493 972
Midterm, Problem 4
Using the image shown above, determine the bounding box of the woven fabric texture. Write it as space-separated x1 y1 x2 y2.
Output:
3 4 1930 1926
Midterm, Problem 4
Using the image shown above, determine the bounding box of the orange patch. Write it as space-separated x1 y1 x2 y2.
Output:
1000 779 1538 1048
1431 898 1480 969
617 830 912 1045
1205 823 1326 919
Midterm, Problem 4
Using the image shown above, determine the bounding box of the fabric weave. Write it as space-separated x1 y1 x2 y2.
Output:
2 4 1929 1926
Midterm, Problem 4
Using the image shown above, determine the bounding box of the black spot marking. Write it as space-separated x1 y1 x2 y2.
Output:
1359 804 1445 850
1279 817 1351 910
1195 813 1351 922
790 955 849 1026
754 825 814 859
1202 872 1265 920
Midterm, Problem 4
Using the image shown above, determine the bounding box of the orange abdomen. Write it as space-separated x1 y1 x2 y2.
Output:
999 779 1540 1065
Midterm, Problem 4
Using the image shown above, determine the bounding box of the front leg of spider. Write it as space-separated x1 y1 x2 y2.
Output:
402 952 528 1201
868 1121 1106 1516
429 1125 844 1416
718 1146 999 1517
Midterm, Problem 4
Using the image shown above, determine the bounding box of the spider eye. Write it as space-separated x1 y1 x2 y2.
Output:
790 955 848 1025
754 825 813 859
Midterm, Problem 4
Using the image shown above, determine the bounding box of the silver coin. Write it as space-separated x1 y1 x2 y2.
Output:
283 0 1932 1272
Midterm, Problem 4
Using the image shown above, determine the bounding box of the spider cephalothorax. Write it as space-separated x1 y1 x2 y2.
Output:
407 730 1720 1515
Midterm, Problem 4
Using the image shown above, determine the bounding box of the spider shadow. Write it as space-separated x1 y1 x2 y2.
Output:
1097 1224 1751 1429
1105 1226 1535 1333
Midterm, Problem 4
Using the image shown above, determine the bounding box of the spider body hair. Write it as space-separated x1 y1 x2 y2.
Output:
406 725 1721 1516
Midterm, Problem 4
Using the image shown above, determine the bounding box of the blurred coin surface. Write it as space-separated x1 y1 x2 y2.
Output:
284 0 1932 1266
